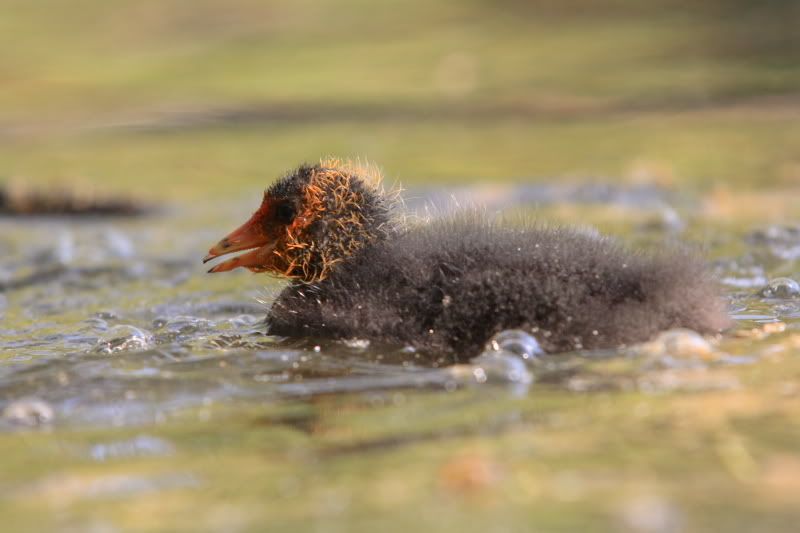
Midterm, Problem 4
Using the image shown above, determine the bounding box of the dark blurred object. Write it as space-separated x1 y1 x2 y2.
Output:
0 184 152 217
500 0 799 58
705 0 800 61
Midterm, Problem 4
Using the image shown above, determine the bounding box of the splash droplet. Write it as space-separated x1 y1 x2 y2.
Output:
93 325 155 354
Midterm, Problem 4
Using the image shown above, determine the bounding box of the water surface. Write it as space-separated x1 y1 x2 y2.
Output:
2 187 800 532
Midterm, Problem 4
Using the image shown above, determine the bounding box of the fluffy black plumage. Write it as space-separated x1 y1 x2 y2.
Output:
205 162 729 365
266 213 729 364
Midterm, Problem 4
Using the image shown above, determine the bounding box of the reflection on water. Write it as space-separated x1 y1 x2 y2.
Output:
2 186 799 431
1 186 800 532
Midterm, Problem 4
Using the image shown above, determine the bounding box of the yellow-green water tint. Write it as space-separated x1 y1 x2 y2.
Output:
2 0 800 531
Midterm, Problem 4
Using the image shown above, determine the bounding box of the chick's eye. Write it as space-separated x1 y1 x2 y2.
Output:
275 203 296 224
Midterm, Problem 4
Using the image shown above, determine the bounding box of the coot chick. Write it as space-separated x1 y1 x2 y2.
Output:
204 160 729 364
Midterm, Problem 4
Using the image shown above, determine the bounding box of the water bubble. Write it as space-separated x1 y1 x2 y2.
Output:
639 329 715 362
469 351 534 385
2 398 54 427
760 277 800 299
457 330 540 388
486 329 544 361
93 325 155 354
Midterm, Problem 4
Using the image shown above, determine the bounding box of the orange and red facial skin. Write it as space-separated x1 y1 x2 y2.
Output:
204 196 272 273
205 163 393 283
204 166 329 278
205 192 308 275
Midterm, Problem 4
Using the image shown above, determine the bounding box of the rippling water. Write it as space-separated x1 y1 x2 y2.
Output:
2 190 799 425
2 188 800 531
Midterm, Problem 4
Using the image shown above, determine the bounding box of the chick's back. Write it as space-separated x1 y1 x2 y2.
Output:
267 214 729 362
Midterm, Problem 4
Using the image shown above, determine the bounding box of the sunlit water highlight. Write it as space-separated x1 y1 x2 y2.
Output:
2 188 798 432
2 187 800 533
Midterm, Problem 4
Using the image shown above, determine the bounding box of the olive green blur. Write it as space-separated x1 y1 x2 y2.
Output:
1 1 799 531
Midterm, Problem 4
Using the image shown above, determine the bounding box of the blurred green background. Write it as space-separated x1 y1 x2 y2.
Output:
3 3 800 532
2 0 799 204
